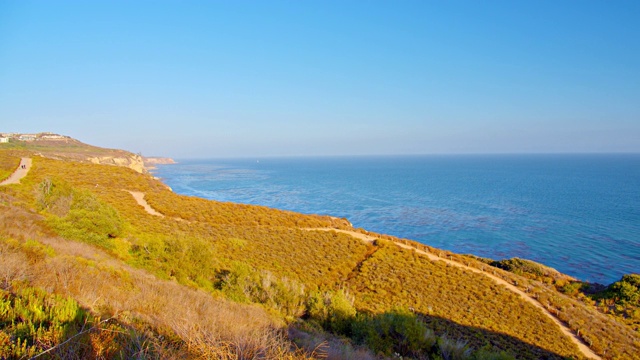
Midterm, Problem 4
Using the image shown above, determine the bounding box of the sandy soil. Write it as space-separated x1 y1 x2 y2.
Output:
0 158 32 186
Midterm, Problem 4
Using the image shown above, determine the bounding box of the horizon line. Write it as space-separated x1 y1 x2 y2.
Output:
157 151 640 161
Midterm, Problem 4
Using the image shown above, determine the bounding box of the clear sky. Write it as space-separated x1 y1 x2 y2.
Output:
1 1 639 158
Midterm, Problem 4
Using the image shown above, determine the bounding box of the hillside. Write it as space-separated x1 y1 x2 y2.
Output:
0 132 147 173
1 139 639 359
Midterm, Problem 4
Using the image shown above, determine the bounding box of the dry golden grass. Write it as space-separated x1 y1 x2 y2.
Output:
367 233 640 359
0 152 21 182
0 203 312 359
2 150 638 359
346 241 585 359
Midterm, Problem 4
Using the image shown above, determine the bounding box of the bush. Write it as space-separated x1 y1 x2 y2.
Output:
489 258 543 278
0 283 87 359
438 335 472 360
473 348 515 360
305 289 356 335
45 184 124 249
599 274 640 306
216 263 307 318
352 309 434 357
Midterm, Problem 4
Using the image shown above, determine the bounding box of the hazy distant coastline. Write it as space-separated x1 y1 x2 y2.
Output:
143 157 176 170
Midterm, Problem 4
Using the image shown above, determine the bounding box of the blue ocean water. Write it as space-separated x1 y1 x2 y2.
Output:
153 155 640 284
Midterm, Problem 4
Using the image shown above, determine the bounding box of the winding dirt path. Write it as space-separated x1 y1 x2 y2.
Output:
126 191 165 217
120 193 600 359
307 228 600 360
0 158 32 185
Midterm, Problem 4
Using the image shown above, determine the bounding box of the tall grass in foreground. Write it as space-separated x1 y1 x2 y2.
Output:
0 204 315 359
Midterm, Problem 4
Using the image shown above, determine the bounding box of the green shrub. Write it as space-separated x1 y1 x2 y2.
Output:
46 186 124 249
489 258 543 278
305 289 356 335
215 263 306 318
473 347 516 360
0 283 87 359
325 290 356 335
352 309 433 357
438 335 472 360
559 281 583 296
598 274 640 306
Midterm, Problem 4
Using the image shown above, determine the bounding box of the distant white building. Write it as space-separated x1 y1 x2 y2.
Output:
41 134 66 140
0 137 9 143
19 134 36 141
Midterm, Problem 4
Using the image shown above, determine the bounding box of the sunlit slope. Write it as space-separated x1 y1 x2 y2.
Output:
348 242 580 358
0 198 310 360
0 134 147 173
8 156 368 289
0 154 21 181
2 151 638 358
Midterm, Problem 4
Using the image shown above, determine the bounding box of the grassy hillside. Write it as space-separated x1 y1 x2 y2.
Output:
0 153 21 182
0 135 131 160
0 134 146 173
1 146 638 359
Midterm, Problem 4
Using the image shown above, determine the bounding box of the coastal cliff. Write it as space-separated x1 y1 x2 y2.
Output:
0 132 150 174
143 156 176 170
88 153 146 173
144 157 176 165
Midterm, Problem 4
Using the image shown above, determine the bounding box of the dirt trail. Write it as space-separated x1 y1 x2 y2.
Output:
126 191 165 217
307 228 601 360
0 158 32 185
120 193 600 359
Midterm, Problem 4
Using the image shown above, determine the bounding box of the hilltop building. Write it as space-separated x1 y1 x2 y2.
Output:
18 134 37 141
0 132 71 142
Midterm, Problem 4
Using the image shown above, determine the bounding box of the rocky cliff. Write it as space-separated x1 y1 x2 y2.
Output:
143 157 176 169
89 154 146 173
1 132 149 174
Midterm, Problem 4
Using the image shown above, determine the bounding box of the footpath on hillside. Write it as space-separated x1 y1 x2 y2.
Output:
125 193 601 359
305 228 601 360
0 158 32 186
127 191 165 217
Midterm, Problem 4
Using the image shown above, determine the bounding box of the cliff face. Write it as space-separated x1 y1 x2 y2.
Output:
89 154 146 173
144 157 176 165
0 132 149 174
143 157 176 172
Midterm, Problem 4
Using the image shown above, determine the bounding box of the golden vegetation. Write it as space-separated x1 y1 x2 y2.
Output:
481 257 640 358
0 282 174 359
402 243 640 359
1 148 639 359
0 153 20 182
0 135 137 164
346 241 582 359
0 203 314 359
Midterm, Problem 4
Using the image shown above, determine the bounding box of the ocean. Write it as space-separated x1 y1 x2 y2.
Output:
152 154 640 284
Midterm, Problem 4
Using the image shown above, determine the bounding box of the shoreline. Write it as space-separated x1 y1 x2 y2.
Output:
149 157 638 285
150 162 611 287
126 188 602 359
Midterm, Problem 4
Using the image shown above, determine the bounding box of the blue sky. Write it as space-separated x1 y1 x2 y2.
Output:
1 1 638 157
